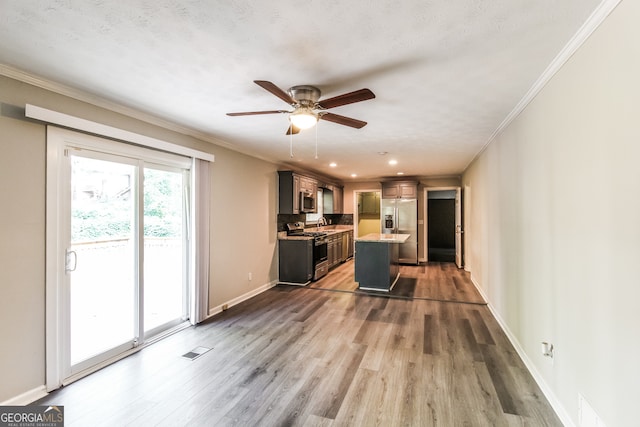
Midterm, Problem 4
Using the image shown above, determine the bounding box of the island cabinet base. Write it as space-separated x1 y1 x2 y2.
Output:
354 240 400 292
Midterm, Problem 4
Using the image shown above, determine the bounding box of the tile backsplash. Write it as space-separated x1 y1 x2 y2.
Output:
277 214 353 232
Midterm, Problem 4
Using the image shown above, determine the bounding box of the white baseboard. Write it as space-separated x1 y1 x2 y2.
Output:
469 274 487 301
208 280 278 318
1 386 48 406
469 275 574 427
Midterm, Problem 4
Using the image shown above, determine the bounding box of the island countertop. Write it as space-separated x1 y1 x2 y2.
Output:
355 233 410 243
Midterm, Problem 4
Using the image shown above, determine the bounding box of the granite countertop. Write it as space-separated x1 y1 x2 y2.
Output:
355 233 410 243
278 225 354 240
278 234 314 241
320 225 354 236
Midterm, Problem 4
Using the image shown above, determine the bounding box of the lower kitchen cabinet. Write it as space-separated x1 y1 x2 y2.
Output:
278 229 353 284
328 234 339 268
327 230 354 269
278 239 313 284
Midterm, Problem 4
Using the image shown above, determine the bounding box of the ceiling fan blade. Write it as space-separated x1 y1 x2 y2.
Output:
254 80 296 105
320 112 367 129
226 110 288 116
317 88 375 109
286 124 301 135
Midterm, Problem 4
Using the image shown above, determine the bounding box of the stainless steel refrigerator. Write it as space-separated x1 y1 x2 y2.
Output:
380 197 418 264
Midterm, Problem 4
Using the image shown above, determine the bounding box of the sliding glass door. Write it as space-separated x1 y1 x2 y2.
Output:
61 143 190 379
143 166 188 335
69 154 137 367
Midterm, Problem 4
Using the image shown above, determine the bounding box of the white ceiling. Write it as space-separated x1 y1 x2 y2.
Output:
0 0 602 181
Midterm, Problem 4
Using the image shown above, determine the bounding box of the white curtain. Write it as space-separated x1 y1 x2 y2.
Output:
192 159 211 324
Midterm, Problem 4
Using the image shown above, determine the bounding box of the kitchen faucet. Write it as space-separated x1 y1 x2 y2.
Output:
317 217 327 229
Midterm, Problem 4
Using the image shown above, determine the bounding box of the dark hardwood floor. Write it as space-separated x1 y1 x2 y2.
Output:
311 260 486 304
36 263 561 426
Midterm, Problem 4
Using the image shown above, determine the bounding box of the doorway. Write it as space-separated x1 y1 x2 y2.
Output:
424 187 463 268
354 190 381 238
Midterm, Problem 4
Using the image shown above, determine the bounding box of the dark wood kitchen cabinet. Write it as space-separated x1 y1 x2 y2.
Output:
322 184 344 214
381 181 418 199
328 233 343 268
347 230 354 259
299 176 317 194
332 186 343 214
341 230 350 260
325 230 354 269
279 171 318 214
278 238 313 283
328 234 337 268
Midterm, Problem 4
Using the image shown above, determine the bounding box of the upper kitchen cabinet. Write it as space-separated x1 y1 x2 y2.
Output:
278 171 319 214
333 186 343 214
381 180 418 199
299 176 318 195
322 184 344 214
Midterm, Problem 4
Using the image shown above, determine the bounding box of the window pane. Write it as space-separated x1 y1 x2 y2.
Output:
143 168 185 333
70 156 135 364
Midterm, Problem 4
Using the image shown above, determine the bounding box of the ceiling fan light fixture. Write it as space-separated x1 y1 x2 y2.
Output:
289 108 318 130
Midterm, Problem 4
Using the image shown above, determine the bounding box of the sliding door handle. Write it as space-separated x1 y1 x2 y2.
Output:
65 249 77 273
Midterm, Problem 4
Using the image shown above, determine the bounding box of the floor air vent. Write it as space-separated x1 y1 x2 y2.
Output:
182 346 212 361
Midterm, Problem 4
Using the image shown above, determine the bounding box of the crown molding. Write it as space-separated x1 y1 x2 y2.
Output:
466 0 623 171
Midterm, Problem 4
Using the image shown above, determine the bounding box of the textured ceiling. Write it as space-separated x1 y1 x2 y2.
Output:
0 0 602 181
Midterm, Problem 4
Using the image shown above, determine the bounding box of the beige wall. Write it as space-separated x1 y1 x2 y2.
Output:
208 148 279 307
0 107 46 401
357 217 380 237
462 1 639 425
0 75 279 402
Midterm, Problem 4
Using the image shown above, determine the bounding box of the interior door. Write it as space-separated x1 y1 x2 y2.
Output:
455 187 463 268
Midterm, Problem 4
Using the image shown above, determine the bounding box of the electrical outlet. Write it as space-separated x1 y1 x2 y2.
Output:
541 341 554 366
248 272 252 281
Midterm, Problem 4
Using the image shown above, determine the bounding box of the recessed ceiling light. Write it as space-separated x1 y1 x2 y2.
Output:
329 162 337 167
389 159 398 165
377 151 388 155
351 173 357 178
397 172 404 175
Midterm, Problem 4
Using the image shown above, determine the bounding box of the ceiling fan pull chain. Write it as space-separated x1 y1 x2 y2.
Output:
315 121 318 159
289 123 294 158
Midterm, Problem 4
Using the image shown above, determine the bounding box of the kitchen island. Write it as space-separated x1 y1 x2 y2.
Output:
354 233 410 292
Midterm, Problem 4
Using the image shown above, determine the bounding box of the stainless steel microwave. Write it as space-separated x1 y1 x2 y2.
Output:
300 191 316 213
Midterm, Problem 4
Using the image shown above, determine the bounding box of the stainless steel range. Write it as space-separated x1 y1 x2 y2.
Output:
305 231 329 281
286 222 329 281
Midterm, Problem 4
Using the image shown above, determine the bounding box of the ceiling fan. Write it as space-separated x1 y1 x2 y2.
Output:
227 80 375 135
